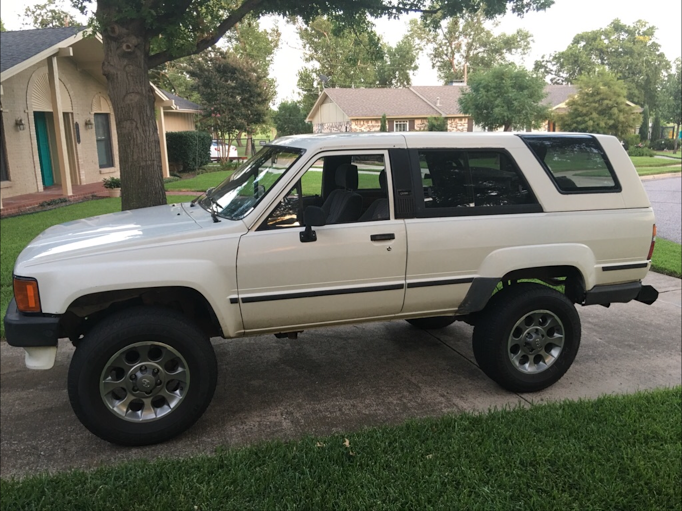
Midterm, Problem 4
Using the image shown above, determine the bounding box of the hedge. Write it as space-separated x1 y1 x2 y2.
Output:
166 131 212 172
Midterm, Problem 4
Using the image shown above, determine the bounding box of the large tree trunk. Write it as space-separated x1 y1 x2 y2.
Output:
101 20 167 211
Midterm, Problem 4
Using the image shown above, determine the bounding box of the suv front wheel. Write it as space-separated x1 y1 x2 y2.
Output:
67 307 217 446
472 283 581 393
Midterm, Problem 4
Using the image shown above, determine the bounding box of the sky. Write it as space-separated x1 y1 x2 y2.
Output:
2 0 680 104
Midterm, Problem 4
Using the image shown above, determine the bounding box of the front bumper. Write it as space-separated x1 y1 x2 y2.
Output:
4 298 61 347
583 282 658 306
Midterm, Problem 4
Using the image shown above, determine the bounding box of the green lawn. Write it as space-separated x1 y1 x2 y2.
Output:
165 171 234 191
1 388 679 511
654 151 681 160
165 170 381 194
651 238 682 278
636 166 681 176
629 156 681 168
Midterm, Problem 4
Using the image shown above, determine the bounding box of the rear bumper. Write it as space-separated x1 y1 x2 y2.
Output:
4 298 61 347
583 282 658 306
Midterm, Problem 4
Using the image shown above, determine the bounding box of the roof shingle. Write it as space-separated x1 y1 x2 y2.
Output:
1 27 82 74
159 88 202 111
323 88 442 118
314 84 577 119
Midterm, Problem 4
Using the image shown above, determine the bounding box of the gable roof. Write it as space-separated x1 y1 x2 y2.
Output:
1 27 82 74
322 88 442 118
158 88 202 112
307 84 579 121
542 84 577 107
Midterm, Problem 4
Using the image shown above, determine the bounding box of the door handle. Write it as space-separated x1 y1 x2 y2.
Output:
370 233 395 241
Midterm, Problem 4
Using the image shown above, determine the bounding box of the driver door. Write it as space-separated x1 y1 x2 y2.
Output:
235 151 407 333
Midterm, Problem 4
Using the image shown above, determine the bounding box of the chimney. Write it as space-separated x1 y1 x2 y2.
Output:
436 97 441 107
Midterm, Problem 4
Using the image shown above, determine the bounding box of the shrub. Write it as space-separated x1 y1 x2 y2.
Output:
622 134 641 150
102 177 121 189
166 131 212 172
627 146 655 157
427 116 448 131
651 138 677 151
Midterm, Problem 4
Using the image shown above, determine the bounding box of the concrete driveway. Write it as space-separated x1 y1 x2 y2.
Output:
1 272 680 479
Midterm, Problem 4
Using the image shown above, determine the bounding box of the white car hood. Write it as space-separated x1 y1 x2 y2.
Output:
15 202 220 268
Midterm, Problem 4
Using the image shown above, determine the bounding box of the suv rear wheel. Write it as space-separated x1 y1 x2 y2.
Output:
472 283 581 393
67 307 217 446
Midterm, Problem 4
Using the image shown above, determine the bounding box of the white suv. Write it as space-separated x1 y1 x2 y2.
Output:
5 132 659 445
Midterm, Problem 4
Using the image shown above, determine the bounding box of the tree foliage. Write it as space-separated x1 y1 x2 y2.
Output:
296 16 418 113
71 0 554 210
651 114 662 143
409 9 532 84
187 50 273 151
458 64 548 131
23 0 79 28
273 101 313 137
534 19 670 109
427 116 448 131
659 58 681 135
558 70 641 140
380 114 388 132
639 104 650 142
0 19 6 31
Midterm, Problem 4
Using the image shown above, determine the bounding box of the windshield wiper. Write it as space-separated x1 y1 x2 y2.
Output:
206 195 222 223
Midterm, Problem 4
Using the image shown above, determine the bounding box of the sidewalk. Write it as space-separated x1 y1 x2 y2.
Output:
0 182 109 218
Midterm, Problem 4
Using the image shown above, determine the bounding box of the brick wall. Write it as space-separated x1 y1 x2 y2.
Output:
1 57 121 199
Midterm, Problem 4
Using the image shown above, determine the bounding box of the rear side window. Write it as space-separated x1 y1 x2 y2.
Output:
521 135 620 193
415 149 540 216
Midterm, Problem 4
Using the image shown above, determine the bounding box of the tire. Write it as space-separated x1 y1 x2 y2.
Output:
472 283 581 393
68 307 217 446
406 316 457 330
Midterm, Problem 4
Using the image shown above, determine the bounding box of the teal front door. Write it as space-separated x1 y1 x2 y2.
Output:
33 112 54 187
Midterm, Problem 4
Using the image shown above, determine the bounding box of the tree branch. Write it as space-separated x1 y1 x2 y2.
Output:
148 0 265 68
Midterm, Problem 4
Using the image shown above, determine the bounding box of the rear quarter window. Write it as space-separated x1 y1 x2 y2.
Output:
521 135 620 193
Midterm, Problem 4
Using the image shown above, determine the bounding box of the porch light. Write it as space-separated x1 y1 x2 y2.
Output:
84 118 94 129
15 117 25 131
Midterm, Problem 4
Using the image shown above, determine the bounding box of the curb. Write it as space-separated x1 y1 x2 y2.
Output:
640 172 681 181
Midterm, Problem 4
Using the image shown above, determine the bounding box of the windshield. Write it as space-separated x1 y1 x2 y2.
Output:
198 146 304 220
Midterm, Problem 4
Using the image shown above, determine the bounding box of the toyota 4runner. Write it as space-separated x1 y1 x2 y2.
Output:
5 132 659 445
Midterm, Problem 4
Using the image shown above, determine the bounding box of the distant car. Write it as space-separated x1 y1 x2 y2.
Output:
210 141 238 161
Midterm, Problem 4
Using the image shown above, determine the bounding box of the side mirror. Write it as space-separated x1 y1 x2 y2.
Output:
300 206 326 243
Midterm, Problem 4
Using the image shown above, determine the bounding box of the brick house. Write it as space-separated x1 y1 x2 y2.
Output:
306 84 579 134
0 27 201 208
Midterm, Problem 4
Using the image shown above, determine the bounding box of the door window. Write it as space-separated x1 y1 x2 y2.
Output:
259 153 389 230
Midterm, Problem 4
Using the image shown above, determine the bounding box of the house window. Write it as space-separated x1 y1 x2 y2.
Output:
1 113 9 182
394 120 409 132
94 113 114 168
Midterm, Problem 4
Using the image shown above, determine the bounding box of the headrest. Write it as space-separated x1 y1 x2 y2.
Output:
379 169 387 194
335 164 358 190
534 144 548 162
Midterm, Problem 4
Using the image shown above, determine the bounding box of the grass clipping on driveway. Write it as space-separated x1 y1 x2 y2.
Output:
2 388 680 511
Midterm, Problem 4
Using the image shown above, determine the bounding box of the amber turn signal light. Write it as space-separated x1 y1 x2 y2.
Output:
14 277 41 313
647 224 656 261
